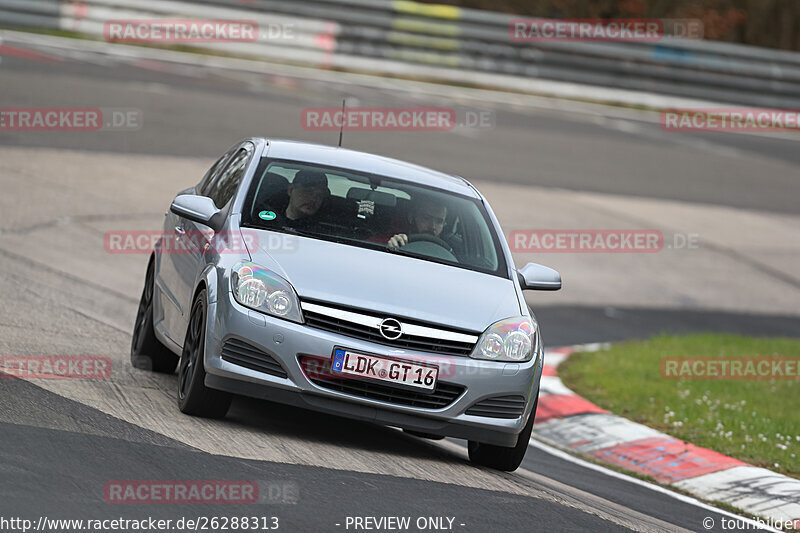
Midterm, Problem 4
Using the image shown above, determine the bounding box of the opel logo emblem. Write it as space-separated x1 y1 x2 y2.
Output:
379 318 403 340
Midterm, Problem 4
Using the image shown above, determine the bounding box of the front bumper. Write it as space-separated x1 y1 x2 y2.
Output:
204 291 543 447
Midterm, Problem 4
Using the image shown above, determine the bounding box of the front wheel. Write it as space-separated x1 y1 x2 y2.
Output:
468 393 538 472
177 289 231 418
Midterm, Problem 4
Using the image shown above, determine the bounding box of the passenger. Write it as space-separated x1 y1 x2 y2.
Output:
275 170 330 230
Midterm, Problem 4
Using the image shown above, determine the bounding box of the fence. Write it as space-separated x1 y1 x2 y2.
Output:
3 0 800 108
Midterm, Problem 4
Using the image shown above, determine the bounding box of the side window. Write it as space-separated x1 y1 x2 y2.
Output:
198 155 227 196
207 146 253 209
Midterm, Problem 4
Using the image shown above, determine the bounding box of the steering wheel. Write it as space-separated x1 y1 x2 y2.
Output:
406 233 454 253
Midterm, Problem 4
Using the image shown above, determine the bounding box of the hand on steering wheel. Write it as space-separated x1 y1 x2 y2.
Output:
387 233 409 249
405 233 454 253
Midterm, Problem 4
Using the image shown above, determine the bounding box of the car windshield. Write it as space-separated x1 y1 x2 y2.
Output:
241 158 507 276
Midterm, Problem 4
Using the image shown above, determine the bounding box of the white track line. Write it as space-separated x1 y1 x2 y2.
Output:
528 438 783 532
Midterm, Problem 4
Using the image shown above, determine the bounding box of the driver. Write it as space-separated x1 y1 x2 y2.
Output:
387 195 447 248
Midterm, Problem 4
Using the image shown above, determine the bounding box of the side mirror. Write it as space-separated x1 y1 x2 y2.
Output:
517 263 561 291
170 195 223 230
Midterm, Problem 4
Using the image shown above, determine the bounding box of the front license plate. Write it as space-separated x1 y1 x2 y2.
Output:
331 348 438 391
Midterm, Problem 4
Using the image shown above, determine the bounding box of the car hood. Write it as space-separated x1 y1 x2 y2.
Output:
247 232 521 332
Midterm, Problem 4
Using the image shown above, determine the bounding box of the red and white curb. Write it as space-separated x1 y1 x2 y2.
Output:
532 344 800 527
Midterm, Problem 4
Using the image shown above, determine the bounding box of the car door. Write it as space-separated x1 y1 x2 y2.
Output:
157 150 231 345
170 142 254 340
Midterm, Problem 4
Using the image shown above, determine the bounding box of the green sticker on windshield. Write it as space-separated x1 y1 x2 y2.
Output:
258 210 276 221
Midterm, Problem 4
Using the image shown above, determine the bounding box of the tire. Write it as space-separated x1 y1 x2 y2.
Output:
467 393 538 472
131 259 179 373
177 289 231 418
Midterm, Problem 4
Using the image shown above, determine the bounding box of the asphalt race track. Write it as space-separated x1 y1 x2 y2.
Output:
1 35 799 533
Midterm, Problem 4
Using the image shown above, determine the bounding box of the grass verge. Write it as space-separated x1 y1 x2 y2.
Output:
558 334 800 478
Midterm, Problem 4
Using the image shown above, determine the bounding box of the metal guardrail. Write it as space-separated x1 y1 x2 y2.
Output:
0 0 60 29
3 0 800 108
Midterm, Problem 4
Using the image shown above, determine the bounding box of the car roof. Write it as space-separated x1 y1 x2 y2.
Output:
261 139 479 198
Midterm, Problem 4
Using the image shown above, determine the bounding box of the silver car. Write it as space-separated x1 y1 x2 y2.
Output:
130 138 561 471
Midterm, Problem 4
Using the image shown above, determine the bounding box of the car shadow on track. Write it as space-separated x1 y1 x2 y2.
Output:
220 393 466 462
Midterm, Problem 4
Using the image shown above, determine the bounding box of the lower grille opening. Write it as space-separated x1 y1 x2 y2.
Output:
221 338 287 378
465 395 526 419
298 355 464 410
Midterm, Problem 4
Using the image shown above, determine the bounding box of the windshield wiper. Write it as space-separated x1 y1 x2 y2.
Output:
279 226 367 247
279 225 309 236
382 245 418 258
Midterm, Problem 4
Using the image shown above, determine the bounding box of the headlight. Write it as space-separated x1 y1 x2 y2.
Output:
231 261 303 323
471 316 537 362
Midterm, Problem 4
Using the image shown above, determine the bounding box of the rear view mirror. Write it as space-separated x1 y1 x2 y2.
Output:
170 194 223 230
517 263 561 291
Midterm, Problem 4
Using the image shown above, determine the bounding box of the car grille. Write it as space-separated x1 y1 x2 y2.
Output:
298 355 465 409
465 395 526 419
301 300 478 357
220 338 287 378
